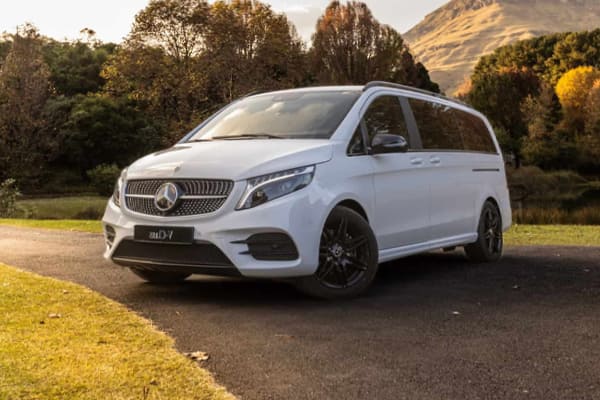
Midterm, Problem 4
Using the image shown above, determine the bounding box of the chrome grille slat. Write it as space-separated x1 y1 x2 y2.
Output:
125 179 233 216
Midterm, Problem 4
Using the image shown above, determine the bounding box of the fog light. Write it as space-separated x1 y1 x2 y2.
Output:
105 225 116 248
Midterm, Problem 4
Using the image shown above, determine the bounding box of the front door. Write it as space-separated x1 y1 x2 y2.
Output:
365 95 430 249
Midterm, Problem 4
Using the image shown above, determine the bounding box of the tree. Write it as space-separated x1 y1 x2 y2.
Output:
521 84 576 169
310 1 439 91
204 0 306 103
103 0 307 144
43 40 116 96
103 0 211 144
578 80 600 172
60 95 160 176
467 67 540 167
555 66 600 131
0 24 54 184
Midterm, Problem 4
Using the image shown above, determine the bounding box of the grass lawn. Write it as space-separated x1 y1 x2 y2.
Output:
504 224 600 247
0 219 599 246
0 219 102 233
0 263 234 400
16 196 107 220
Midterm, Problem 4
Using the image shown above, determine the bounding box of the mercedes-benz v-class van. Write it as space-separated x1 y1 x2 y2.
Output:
102 81 511 298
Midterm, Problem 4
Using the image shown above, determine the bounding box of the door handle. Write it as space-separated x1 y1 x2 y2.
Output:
429 156 441 165
410 157 424 166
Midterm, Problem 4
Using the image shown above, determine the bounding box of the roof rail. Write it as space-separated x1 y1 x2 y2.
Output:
363 81 466 105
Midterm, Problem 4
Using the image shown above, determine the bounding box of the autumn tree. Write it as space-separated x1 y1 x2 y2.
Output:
310 1 439 91
103 0 305 144
555 66 600 132
467 67 540 167
204 0 306 104
102 0 211 143
521 84 576 169
0 24 54 184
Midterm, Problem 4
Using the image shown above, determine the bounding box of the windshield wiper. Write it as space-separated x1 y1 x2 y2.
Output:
211 134 284 140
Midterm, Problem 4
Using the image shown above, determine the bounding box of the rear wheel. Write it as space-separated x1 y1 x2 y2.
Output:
130 268 190 283
464 201 503 262
296 206 378 299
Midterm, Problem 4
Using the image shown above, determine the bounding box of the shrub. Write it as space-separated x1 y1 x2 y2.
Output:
0 179 20 217
73 206 103 220
87 164 120 196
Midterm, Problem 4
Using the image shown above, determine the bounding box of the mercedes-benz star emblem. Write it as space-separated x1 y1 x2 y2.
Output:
154 182 181 212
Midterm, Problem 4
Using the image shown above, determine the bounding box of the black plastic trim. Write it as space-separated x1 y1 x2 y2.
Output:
233 233 299 261
112 239 236 274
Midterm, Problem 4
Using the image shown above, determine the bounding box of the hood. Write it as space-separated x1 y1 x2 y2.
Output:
125 139 333 181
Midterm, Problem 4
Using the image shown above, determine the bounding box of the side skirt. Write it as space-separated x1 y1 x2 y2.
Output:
378 233 478 263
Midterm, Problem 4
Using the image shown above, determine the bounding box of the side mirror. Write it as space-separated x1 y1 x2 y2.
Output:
371 133 409 154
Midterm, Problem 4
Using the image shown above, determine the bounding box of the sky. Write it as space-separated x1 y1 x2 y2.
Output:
0 0 448 43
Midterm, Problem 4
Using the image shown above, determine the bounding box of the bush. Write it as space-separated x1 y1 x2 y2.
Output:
0 179 20 217
87 164 120 196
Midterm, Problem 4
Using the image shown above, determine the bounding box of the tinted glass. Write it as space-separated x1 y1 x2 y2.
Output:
347 126 366 156
187 91 361 140
454 110 497 153
409 98 462 150
363 96 410 146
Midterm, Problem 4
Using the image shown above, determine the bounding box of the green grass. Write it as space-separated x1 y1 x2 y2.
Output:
1 219 599 247
0 263 234 400
0 219 102 233
504 224 600 247
16 196 107 220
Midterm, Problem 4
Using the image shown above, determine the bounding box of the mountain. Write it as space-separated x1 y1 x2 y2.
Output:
404 0 600 94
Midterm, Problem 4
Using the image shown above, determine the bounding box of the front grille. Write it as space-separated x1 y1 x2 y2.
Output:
125 179 234 216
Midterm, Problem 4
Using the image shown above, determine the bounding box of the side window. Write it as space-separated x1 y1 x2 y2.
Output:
409 98 462 151
363 96 410 146
347 126 366 156
454 111 497 153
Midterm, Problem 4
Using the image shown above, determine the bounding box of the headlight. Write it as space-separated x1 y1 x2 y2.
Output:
236 165 315 210
112 177 122 207
112 168 127 207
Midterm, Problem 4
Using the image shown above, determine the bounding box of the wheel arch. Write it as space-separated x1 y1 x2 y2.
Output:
336 199 369 222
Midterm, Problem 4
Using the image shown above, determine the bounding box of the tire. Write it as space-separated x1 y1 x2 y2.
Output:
130 268 191 283
296 206 379 299
464 200 503 263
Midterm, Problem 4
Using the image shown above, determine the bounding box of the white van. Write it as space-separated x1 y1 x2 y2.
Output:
102 82 511 298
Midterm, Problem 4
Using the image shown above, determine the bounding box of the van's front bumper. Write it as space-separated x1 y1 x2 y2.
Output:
102 183 328 279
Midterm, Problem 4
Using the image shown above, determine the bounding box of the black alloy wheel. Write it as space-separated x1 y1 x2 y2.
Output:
465 200 503 262
296 206 378 299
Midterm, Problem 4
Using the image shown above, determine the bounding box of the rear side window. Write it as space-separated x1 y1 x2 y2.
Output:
409 98 497 153
409 99 462 151
454 111 497 153
363 96 410 146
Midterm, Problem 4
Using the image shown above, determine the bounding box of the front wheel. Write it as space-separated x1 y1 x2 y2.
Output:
464 201 503 262
296 206 379 299
130 268 191 283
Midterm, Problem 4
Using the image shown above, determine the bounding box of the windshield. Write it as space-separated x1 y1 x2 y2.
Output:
186 90 361 141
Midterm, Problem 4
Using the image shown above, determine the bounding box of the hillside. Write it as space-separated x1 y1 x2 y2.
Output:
404 0 600 94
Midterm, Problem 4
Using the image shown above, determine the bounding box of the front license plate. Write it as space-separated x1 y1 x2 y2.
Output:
134 226 195 244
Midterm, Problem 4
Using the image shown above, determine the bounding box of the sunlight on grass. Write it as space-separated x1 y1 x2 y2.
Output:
0 219 102 233
504 224 600 247
0 263 234 400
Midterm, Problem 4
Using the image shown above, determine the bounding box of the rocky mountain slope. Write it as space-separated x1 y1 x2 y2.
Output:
404 0 600 94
